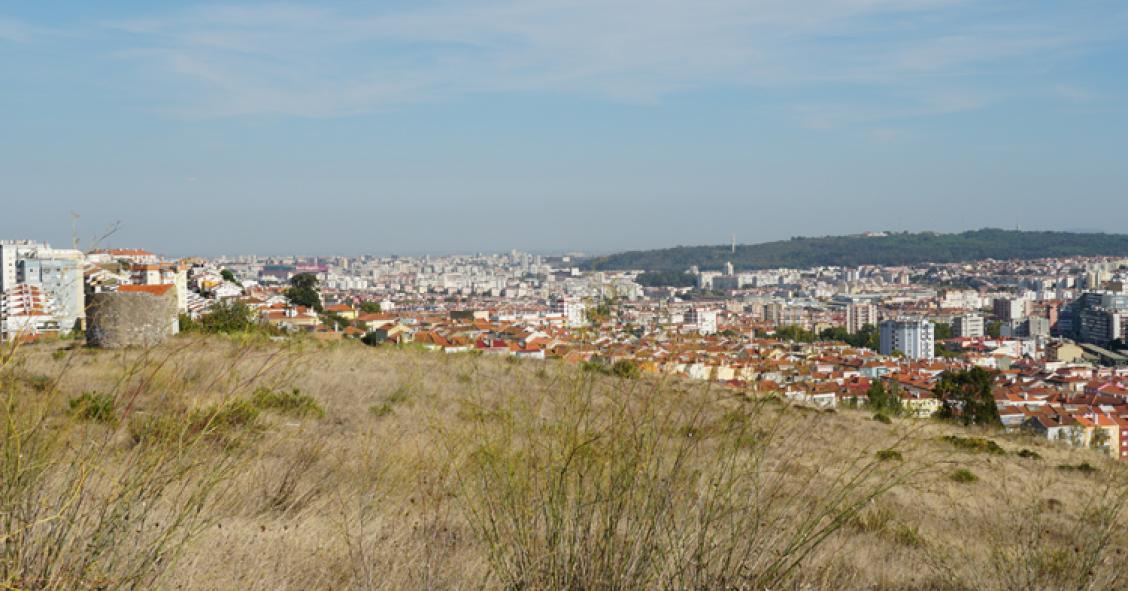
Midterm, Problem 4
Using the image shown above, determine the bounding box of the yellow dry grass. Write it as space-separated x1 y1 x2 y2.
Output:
3 334 1127 590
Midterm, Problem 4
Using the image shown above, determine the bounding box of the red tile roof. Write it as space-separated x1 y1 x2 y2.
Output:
118 284 174 296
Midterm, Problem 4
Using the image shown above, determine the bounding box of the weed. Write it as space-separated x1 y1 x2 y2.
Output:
950 468 978 483
23 373 52 392
893 523 925 548
876 449 903 462
1017 448 1043 460
611 359 640 379
251 387 325 418
370 383 412 418
131 399 260 448
872 412 892 424
1057 462 1098 474
942 435 1005 455
67 391 117 425
851 504 895 534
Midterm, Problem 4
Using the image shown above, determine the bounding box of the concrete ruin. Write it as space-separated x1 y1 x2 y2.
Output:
86 284 179 348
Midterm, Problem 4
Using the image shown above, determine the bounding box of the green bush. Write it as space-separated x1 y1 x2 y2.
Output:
370 384 412 418
23 373 53 392
1017 448 1043 460
128 413 185 445
950 468 978 483
872 413 892 424
581 360 611 375
131 399 261 448
875 449 903 462
893 523 925 547
68 392 117 425
196 300 259 334
942 435 1005 455
192 399 259 432
251 387 325 419
611 359 641 379
1057 462 1098 474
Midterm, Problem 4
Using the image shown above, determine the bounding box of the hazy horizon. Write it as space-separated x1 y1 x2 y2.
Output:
3 1 1127 255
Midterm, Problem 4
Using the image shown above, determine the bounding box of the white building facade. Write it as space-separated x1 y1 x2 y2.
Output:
879 318 935 360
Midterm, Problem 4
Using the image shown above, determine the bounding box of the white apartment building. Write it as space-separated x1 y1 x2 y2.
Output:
879 318 935 360
1 241 85 333
0 240 44 293
845 303 878 334
685 308 718 335
952 314 985 338
0 284 57 340
550 296 587 328
993 297 1027 322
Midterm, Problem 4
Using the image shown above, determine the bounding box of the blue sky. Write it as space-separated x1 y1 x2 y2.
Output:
2 1 1126 256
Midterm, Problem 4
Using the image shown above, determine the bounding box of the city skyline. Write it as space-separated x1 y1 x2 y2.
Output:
3 1 1127 255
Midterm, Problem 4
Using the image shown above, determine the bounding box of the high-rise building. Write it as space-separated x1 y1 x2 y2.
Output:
1073 292 1128 346
0 241 85 334
845 303 878 334
685 307 718 335
549 296 586 328
952 314 984 338
993 297 1025 322
0 240 44 293
879 318 935 360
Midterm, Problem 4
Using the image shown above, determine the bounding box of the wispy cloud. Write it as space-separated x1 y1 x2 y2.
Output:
96 0 1122 118
0 16 45 43
1053 84 1104 102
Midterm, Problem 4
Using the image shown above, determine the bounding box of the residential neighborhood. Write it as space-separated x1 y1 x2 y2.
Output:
5 237 1128 459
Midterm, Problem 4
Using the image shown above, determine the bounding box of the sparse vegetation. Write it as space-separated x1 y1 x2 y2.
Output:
1058 462 1099 475
67 391 117 425
951 468 979 483
193 300 260 334
369 383 412 417
251 387 325 418
2 334 1127 590
942 434 1006 455
876 448 903 461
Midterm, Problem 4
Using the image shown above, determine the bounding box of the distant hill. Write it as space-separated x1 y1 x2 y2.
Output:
586 229 1128 273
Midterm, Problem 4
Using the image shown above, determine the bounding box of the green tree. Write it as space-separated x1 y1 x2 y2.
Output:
220 268 241 286
359 301 382 314
985 321 1002 338
586 299 613 326
865 380 903 416
198 300 258 334
934 323 952 340
635 271 696 288
285 273 322 312
178 313 198 333
819 326 850 343
1091 427 1110 451
934 367 1000 426
775 325 814 343
866 381 888 410
822 324 879 351
320 311 352 332
611 360 641 380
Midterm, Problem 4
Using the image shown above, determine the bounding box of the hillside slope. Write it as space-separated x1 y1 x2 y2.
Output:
586 229 1128 272
3 336 1128 590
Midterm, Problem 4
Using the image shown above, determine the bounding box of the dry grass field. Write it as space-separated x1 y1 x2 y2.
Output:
3 334 1128 590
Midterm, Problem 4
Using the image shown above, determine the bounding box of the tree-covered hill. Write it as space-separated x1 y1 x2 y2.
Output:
586 229 1128 272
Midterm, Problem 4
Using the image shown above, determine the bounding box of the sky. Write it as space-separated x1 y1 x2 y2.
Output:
1 1 1127 257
